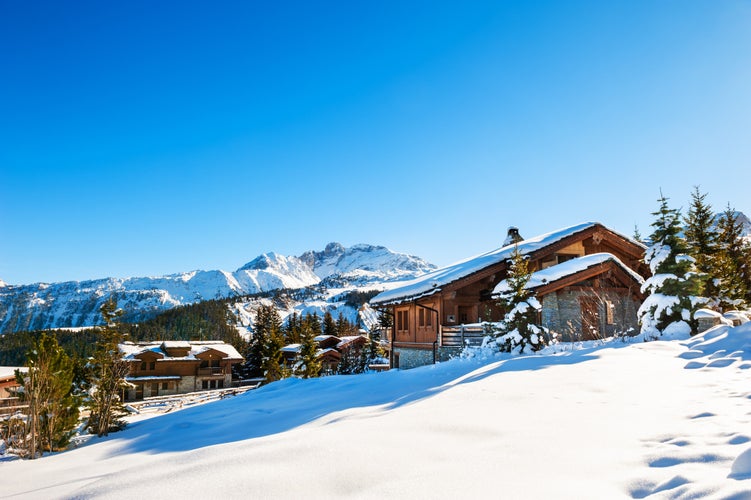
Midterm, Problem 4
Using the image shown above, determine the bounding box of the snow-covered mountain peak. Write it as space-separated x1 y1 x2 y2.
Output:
0 242 436 333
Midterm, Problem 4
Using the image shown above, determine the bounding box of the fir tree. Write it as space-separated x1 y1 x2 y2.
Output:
295 321 321 379
322 311 337 337
714 205 748 311
15 333 80 458
638 193 705 338
684 186 717 301
87 298 129 437
486 245 547 353
256 305 286 382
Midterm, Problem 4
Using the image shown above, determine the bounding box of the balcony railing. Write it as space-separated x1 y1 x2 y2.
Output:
198 367 225 376
441 325 486 348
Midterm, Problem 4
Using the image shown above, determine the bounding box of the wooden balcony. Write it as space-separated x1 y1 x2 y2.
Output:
441 325 486 348
198 367 225 376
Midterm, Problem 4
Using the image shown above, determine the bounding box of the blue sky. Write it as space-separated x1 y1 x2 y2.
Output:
2 1 750 285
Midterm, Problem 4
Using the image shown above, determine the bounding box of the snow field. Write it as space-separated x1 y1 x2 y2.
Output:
2 324 750 499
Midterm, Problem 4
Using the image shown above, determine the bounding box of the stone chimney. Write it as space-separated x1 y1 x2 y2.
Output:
504 226 523 246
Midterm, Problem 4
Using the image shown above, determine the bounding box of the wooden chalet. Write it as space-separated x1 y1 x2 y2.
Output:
280 334 370 375
370 222 648 369
119 341 243 401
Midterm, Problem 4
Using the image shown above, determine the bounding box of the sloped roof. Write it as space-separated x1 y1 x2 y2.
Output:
119 341 242 361
492 253 644 296
371 222 625 306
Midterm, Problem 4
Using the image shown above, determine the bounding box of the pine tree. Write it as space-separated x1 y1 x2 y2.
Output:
256 305 286 383
87 297 129 437
322 311 337 337
284 312 302 344
15 333 80 458
638 193 705 338
684 186 717 301
295 321 321 378
714 205 748 311
486 245 547 354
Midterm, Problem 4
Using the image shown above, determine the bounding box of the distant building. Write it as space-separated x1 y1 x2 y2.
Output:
371 222 648 369
119 341 243 401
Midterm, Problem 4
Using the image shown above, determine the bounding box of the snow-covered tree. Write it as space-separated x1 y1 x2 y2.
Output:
638 193 705 339
486 245 547 354
714 205 748 311
684 186 717 301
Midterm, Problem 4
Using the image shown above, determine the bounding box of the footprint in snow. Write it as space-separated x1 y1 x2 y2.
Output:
729 435 751 445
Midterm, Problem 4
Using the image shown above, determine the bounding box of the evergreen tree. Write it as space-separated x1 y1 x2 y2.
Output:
684 186 717 301
322 311 337 337
256 305 286 382
284 312 302 344
15 333 80 458
87 297 129 437
633 225 643 244
638 193 705 338
295 321 321 378
714 205 748 311
486 245 547 353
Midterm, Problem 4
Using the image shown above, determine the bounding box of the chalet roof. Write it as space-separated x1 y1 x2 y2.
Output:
371 222 639 306
281 344 302 353
0 366 26 380
119 341 243 362
313 335 341 343
337 335 367 349
492 253 645 296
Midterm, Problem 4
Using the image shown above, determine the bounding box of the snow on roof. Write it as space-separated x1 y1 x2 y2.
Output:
125 375 182 382
371 222 602 305
281 344 302 353
313 335 340 343
0 366 26 379
493 253 645 295
162 341 191 349
119 341 243 361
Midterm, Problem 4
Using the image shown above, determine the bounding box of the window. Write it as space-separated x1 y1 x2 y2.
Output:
202 380 209 389
149 361 156 371
151 383 159 395
418 308 433 327
396 309 409 332
162 382 169 390
140 361 146 371
140 360 156 371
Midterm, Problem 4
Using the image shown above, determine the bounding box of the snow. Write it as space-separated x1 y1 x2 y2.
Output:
0 366 25 379
3 325 751 498
119 341 243 361
493 252 644 295
372 222 620 306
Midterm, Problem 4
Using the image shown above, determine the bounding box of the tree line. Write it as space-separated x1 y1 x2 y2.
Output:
483 186 751 353
238 305 384 382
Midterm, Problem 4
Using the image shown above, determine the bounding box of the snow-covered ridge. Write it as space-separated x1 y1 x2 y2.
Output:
0 243 435 333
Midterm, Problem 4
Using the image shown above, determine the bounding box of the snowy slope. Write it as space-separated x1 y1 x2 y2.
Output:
0 244 434 333
2 326 750 498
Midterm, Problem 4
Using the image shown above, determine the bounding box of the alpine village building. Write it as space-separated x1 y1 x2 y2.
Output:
370 222 649 369
118 341 243 401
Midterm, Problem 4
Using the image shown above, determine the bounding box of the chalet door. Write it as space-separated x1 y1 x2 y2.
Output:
458 306 472 324
580 297 601 340
135 384 144 400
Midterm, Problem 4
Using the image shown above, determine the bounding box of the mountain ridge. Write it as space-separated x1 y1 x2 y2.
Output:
0 243 435 334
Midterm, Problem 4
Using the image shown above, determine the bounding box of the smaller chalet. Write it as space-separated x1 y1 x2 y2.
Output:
0 366 27 417
370 222 648 369
281 334 369 375
119 341 243 401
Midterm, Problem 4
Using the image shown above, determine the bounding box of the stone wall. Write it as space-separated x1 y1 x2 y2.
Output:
542 289 639 341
